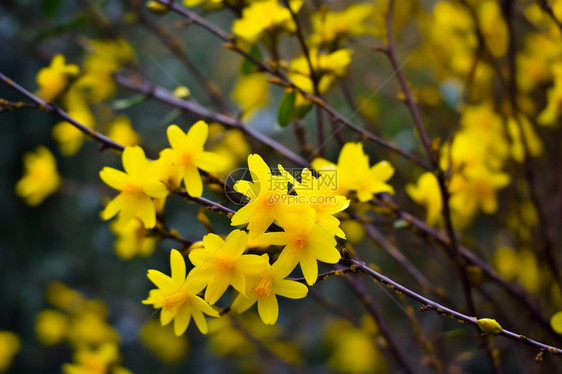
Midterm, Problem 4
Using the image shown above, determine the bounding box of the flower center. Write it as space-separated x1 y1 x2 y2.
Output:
180 151 194 166
252 276 273 300
122 182 143 196
292 235 308 249
216 257 235 274
162 290 189 311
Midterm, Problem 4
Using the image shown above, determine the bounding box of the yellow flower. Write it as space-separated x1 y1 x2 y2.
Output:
312 142 394 202
449 166 510 217
259 212 340 285
139 320 189 362
67 312 119 347
538 64 562 126
232 0 303 45
35 309 69 346
288 48 353 95
230 154 304 237
52 90 95 156
309 3 376 46
231 73 270 119
107 115 140 147
110 218 158 260
405 172 442 226
478 0 508 57
36 54 79 101
326 320 386 374
507 115 544 162
162 121 227 197
0 331 21 372
62 342 132 374
188 230 268 304
232 254 308 325
99 146 168 229
278 166 349 238
15 146 61 206
75 39 135 102
143 249 220 335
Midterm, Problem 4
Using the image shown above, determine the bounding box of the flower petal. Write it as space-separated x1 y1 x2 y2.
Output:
257 295 279 324
300 255 319 286
195 151 227 173
186 121 208 149
167 124 187 150
136 196 157 229
170 249 186 282
183 165 203 197
274 279 308 299
122 146 146 175
173 307 191 336
99 167 128 190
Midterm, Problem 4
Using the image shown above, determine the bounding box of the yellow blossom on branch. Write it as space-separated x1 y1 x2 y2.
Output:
230 154 307 237
52 90 95 156
312 142 394 202
278 166 349 238
161 121 227 197
232 254 308 325
36 54 79 101
143 249 219 335
15 146 61 206
0 331 21 372
62 342 132 374
99 146 168 229
188 230 268 305
110 218 158 260
259 212 340 286
405 172 442 226
232 0 303 45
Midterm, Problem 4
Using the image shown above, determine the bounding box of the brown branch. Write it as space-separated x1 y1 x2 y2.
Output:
114 73 310 167
343 257 562 357
154 0 432 170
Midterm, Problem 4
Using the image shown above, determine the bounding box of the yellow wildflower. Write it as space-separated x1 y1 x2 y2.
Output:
35 309 69 346
232 0 303 45
231 73 270 119
232 254 308 325
259 212 340 286
405 172 442 226
161 121 227 197
62 342 132 374
143 249 220 335
36 54 79 101
312 142 394 202
309 3 376 46
110 218 158 260
230 154 305 237
0 331 20 372
449 166 510 216
106 115 140 147
538 64 562 126
278 166 349 238
140 320 189 362
15 146 61 206
76 39 135 102
478 0 508 57
188 230 268 304
99 146 168 229
52 90 95 156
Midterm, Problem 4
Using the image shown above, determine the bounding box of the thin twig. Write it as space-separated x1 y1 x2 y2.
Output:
343 257 562 357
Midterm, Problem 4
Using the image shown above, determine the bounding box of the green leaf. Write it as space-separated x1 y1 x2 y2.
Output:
277 91 296 127
242 46 263 76
42 0 62 17
295 103 313 119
